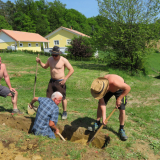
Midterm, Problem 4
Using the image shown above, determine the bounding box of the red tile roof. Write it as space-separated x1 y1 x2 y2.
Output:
45 26 90 38
0 29 49 42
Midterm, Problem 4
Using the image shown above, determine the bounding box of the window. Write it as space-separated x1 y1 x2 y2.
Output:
54 40 59 45
36 43 39 47
67 39 71 45
19 43 23 47
28 43 31 47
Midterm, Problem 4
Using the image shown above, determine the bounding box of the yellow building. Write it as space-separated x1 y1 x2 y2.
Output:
0 29 49 51
45 26 90 48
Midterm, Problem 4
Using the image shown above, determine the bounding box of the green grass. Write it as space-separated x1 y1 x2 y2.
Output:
0 51 160 159
146 51 160 75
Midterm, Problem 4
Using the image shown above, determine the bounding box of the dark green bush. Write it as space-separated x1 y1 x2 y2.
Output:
68 36 96 58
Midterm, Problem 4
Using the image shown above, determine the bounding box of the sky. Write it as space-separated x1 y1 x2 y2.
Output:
59 0 99 18
2 0 100 18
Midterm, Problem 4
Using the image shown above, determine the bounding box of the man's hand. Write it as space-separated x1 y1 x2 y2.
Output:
10 88 16 92
103 119 108 125
29 103 37 109
36 57 41 64
116 98 121 109
10 88 16 96
54 128 59 135
59 78 66 85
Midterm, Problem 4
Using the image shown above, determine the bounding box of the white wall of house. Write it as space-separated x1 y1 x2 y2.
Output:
0 32 15 43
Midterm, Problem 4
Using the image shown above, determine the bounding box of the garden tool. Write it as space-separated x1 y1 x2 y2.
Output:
28 54 39 115
87 107 117 145
58 133 66 141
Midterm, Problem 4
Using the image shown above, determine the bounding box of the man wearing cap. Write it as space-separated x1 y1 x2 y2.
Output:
29 91 63 139
36 46 74 120
89 74 131 141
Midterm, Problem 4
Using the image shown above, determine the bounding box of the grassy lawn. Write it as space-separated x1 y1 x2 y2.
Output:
0 51 159 160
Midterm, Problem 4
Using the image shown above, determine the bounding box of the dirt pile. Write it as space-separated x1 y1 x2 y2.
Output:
0 113 110 148
0 141 42 160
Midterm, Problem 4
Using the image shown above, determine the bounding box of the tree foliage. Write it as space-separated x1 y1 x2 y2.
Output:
47 0 66 31
0 15 12 30
0 0 99 37
96 0 160 73
13 11 36 32
68 36 96 58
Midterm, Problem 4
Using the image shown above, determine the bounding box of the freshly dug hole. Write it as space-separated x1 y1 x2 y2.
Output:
0 113 110 148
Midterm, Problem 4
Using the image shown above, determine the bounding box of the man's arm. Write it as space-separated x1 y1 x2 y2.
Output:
49 120 59 134
113 81 131 108
59 58 74 85
36 57 49 69
99 98 107 125
29 97 39 108
3 64 12 89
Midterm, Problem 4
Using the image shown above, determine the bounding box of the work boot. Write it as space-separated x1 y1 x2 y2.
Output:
119 129 128 141
87 122 101 132
62 111 67 120
11 109 23 115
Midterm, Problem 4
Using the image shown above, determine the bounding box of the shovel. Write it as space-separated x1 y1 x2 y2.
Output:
28 54 39 115
58 133 66 141
87 107 117 145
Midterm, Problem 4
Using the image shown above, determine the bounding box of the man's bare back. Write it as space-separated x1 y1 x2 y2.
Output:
104 74 126 93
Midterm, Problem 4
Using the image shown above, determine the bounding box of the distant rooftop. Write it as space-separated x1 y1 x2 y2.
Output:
45 26 90 38
0 29 49 42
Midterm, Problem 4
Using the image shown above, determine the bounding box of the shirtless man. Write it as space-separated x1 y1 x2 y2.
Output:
36 46 74 119
0 57 22 114
89 74 131 141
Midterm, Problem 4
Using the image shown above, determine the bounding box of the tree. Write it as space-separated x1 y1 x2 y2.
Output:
36 14 51 36
35 0 48 14
47 0 66 31
13 11 36 32
15 0 39 24
4 1 16 27
0 0 5 17
87 17 100 35
64 9 92 35
0 15 12 30
96 0 160 73
68 36 96 58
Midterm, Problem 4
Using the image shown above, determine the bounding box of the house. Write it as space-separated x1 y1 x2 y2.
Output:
0 29 49 51
44 26 90 49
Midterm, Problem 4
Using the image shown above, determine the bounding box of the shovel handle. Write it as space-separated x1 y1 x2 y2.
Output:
58 133 66 141
87 107 117 144
104 107 117 124
94 108 116 137
33 54 39 98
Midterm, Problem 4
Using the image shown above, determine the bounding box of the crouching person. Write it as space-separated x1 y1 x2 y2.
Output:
0 57 22 114
29 91 63 139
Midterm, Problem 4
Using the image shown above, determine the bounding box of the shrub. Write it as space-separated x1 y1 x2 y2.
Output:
68 36 96 58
